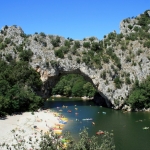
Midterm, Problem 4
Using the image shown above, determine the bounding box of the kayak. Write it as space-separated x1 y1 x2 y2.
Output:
53 130 62 134
59 120 67 124
67 110 72 113
53 127 62 130
82 118 93 121
96 131 104 135
143 127 149 130
60 118 68 121
53 126 62 129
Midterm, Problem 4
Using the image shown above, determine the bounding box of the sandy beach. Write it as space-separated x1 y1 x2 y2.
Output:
0 109 62 149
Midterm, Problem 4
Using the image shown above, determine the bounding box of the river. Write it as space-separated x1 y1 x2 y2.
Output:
44 97 150 150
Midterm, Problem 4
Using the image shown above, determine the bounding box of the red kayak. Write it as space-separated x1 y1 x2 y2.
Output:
96 131 104 135
67 110 72 113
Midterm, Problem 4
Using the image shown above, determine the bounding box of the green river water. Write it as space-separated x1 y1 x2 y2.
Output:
44 97 150 150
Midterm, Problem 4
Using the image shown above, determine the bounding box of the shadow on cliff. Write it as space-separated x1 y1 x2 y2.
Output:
93 92 108 107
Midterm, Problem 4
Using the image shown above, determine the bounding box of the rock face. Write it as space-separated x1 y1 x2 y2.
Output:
0 10 150 109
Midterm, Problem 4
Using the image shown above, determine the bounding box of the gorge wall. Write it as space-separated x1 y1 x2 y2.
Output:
0 10 150 110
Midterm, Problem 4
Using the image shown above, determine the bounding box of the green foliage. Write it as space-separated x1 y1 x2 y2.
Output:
61 46 69 54
114 76 122 89
0 128 115 150
67 37 74 42
16 44 23 52
126 56 131 62
68 54 72 60
74 41 80 49
136 49 142 55
103 55 109 63
106 47 121 69
51 36 61 47
125 33 138 41
4 25 8 30
54 48 64 58
107 32 116 40
82 55 90 65
5 53 13 62
133 26 140 32
76 57 81 64
116 33 123 42
100 131 115 150
0 43 6 50
34 36 38 42
40 32 46 38
125 77 131 84
42 41 47 47
0 59 43 116
4 38 11 44
64 40 71 48
144 40 150 48
89 36 96 42
126 76 150 110
0 37 3 43
83 42 90 48
50 60 59 68
137 10 150 28
128 25 133 29
52 74 96 97
91 42 100 51
19 49 33 61
101 71 106 80
71 46 77 55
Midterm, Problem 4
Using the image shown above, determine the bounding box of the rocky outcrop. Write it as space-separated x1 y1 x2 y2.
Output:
0 11 150 109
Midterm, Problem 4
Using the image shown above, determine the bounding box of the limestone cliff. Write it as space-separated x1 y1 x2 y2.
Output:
0 10 150 110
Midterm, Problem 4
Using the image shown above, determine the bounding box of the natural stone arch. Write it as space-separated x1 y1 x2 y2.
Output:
36 64 112 108
2 26 150 110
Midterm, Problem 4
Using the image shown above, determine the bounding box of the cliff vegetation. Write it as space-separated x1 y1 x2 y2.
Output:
0 10 150 112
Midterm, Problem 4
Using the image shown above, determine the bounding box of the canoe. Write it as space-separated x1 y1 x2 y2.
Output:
96 131 104 135
82 118 93 121
143 127 149 130
53 127 62 130
55 123 65 127
53 126 63 130
60 118 68 121
59 120 67 124
53 130 62 134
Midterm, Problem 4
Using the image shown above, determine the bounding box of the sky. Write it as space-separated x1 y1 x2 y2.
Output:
0 0 150 40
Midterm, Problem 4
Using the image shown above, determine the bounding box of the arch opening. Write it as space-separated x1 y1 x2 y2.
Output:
41 69 111 107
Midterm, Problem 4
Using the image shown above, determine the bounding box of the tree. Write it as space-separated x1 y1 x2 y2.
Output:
51 36 61 47
126 76 150 110
19 49 33 61
114 76 122 89
83 42 90 48
74 41 80 49
54 48 64 58
91 42 100 51
0 59 43 116
0 128 115 150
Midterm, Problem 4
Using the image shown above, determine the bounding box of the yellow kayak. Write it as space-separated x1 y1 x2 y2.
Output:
53 130 62 134
60 118 68 121
54 125 63 129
